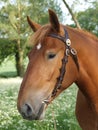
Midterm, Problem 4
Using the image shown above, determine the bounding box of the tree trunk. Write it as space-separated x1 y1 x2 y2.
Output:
15 39 25 77
62 0 81 29
15 0 25 77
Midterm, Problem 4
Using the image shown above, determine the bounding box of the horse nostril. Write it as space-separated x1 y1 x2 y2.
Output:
21 103 33 118
25 103 32 116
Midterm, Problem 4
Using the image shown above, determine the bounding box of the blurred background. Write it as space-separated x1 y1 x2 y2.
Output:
0 0 98 130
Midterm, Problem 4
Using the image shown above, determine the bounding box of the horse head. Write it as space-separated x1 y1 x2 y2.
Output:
17 9 79 120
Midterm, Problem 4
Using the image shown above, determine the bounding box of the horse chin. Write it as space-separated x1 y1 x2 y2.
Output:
38 111 45 120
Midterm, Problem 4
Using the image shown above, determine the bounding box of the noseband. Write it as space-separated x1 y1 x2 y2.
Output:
43 28 79 104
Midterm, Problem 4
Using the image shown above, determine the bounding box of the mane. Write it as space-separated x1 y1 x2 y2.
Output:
81 30 98 42
67 26 98 42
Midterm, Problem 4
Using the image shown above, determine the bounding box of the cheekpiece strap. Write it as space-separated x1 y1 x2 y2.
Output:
48 28 79 98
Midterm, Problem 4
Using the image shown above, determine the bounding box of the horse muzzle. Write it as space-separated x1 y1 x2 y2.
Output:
18 103 45 120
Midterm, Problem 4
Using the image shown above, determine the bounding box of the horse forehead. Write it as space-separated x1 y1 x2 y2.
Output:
35 37 60 51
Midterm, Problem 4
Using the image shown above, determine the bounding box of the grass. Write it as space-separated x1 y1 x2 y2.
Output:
0 78 81 130
0 60 82 130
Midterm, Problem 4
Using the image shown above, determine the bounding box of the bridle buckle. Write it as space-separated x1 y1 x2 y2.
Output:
71 48 77 55
66 39 71 46
66 49 70 56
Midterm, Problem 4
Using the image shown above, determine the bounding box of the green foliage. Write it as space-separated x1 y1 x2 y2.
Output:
0 39 15 64
77 1 98 36
27 0 62 24
0 38 28 65
0 0 62 41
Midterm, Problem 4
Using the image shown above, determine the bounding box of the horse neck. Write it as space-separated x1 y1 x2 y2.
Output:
68 27 98 109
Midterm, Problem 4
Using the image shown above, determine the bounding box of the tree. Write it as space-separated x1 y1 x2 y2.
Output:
0 1 28 76
0 0 62 77
77 1 98 36
62 0 81 29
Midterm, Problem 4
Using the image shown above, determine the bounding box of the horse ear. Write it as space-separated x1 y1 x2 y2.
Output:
48 9 60 32
27 16 41 32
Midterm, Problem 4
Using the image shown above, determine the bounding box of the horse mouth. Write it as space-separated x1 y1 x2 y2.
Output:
35 103 46 120
21 103 46 120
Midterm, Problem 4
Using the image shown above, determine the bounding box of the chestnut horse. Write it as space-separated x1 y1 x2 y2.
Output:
17 9 98 130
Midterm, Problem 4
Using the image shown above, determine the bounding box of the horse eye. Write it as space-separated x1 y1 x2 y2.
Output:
47 53 56 59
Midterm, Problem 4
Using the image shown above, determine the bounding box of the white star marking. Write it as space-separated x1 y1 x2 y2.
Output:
36 43 42 50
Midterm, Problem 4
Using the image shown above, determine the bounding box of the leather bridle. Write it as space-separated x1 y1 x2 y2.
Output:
43 28 79 105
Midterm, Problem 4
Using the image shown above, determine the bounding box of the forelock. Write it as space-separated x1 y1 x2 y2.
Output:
31 24 52 46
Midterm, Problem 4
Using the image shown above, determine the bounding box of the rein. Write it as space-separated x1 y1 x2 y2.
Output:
43 28 79 104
